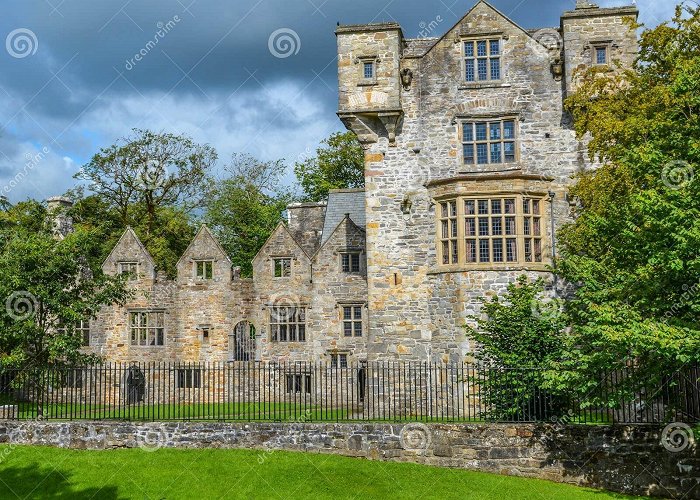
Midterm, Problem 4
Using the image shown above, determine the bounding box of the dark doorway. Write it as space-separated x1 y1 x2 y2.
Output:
125 366 145 404
357 367 366 403
231 321 256 361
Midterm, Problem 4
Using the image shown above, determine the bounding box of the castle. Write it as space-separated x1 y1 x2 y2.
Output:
70 0 638 365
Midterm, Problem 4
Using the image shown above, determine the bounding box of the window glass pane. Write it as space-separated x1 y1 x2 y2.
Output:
449 201 457 216
464 41 474 57
596 47 607 64
364 62 373 78
450 219 457 238
504 142 516 163
534 239 542 262
505 199 516 214
490 40 500 55
442 242 449 264
525 239 532 262
479 240 490 262
441 203 448 217
533 218 541 236
493 239 503 262
491 218 502 235
465 200 475 215
477 40 487 57
524 218 531 236
465 59 475 81
489 122 501 140
462 123 473 142
532 200 540 215
476 144 488 164
343 307 351 320
466 240 477 262
478 200 489 214
506 239 517 262
463 144 474 164
451 241 458 263
475 123 487 140
490 58 500 80
490 142 502 163
477 59 487 80
505 217 516 235
523 198 531 214
491 200 502 214
354 307 362 320
479 218 489 236
503 121 515 139
465 218 476 236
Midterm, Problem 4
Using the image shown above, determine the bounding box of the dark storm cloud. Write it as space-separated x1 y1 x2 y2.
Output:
0 0 672 201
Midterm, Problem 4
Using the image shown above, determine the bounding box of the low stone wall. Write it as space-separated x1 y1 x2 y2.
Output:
0 420 697 498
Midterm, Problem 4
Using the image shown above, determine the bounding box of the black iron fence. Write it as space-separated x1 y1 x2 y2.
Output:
0 362 698 424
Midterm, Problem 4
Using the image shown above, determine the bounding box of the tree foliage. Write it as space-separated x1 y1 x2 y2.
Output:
75 129 216 232
466 277 568 420
558 6 700 399
294 131 364 202
205 154 291 277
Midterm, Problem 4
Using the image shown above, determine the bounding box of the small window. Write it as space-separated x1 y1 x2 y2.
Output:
285 373 312 394
342 306 363 337
595 46 608 65
176 369 202 388
341 253 361 273
119 262 138 280
330 353 348 368
273 258 291 278
196 260 213 279
464 39 501 82
201 326 210 343
77 319 90 347
363 61 374 79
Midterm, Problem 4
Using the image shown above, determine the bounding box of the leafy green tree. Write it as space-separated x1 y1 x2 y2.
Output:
558 5 700 406
69 195 195 279
0 225 132 414
75 129 216 233
205 154 291 277
294 131 364 202
466 277 568 420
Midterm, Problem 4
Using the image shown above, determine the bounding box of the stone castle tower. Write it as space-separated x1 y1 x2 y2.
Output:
335 0 638 362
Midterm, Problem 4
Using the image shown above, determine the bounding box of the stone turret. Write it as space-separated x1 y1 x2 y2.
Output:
336 22 404 146
561 2 638 95
46 196 73 239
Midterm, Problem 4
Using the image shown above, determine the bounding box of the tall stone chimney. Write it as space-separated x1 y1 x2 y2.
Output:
46 196 74 239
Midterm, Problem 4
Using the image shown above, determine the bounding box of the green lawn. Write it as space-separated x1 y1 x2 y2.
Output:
0 445 639 499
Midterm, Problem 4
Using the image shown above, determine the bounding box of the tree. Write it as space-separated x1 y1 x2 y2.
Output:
0 225 132 414
69 195 196 279
294 131 364 202
75 129 216 233
557 5 700 406
205 154 292 277
466 277 568 420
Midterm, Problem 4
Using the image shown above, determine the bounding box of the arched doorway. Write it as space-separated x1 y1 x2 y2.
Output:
125 365 145 404
230 321 256 361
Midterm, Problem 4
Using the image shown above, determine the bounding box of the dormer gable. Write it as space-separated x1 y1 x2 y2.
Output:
177 225 232 282
102 227 156 280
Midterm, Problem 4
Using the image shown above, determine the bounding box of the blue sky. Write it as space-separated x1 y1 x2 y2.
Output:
0 0 678 202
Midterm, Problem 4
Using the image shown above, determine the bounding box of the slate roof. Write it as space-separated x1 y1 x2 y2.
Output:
321 189 366 245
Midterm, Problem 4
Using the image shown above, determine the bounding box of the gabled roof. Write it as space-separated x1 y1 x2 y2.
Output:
102 227 155 268
252 221 312 263
176 224 232 267
406 0 551 59
312 213 366 261
321 189 365 245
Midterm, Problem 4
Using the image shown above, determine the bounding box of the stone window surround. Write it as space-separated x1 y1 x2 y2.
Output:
128 309 166 347
339 249 363 273
454 112 522 171
590 39 613 66
426 174 554 274
337 302 365 337
271 256 293 279
459 32 505 87
197 324 211 343
194 259 214 280
355 55 379 86
269 304 307 343
118 261 139 280
329 351 349 368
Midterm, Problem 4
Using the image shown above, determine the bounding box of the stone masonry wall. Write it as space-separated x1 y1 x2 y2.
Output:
0 421 697 498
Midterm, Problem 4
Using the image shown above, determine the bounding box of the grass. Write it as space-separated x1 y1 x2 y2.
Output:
0 445 640 499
